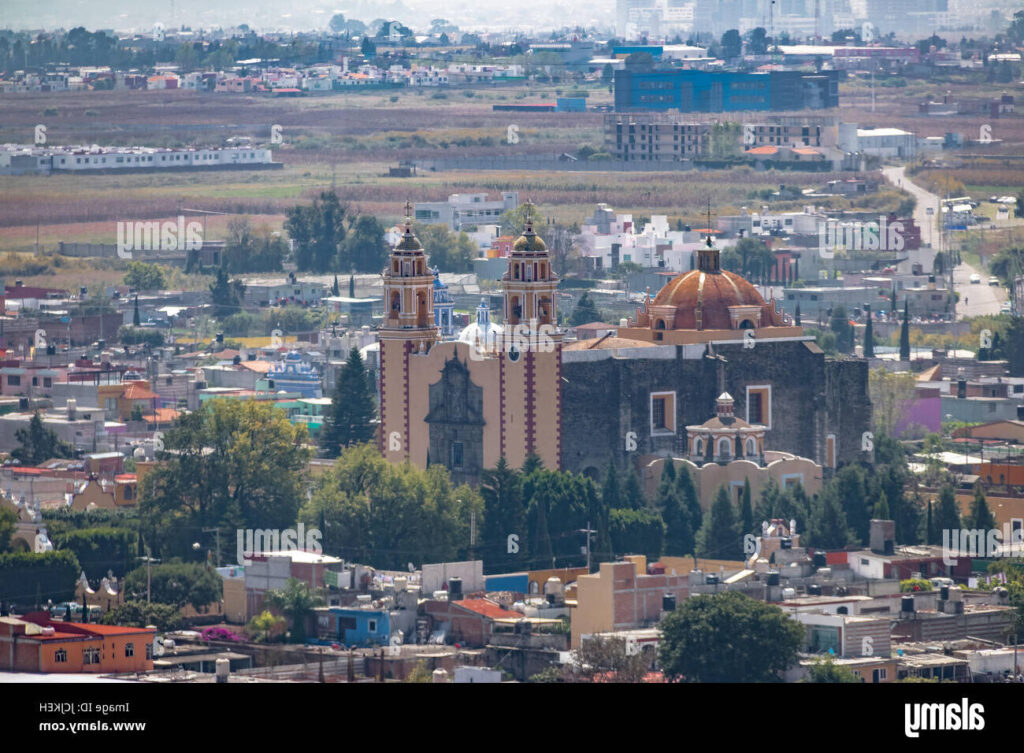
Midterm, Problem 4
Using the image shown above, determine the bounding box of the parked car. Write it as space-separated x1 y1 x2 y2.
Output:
989 276 1000 286
970 273 981 284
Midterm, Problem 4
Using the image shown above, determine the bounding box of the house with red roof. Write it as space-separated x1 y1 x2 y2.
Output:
0 614 155 673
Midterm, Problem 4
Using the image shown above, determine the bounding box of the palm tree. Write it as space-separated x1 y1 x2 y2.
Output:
263 578 324 643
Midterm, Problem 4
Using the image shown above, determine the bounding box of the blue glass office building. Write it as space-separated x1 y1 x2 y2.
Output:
613 69 839 112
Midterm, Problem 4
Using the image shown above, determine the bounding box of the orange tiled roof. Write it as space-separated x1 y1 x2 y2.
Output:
454 598 512 620
123 383 159 400
143 408 180 423
747 145 779 155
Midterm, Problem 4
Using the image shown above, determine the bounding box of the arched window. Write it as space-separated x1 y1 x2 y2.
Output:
656 319 666 330
391 292 400 312
739 319 755 329
746 438 756 457
717 437 731 458
694 438 703 457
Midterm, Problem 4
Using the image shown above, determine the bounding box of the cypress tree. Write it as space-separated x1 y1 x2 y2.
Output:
926 500 935 545
332 274 340 296
966 484 996 531
321 348 376 456
794 302 801 326
740 477 754 536
874 490 891 520
622 465 646 510
349 274 356 298
602 460 622 511
675 464 703 533
697 486 741 560
133 295 141 327
934 485 962 537
863 304 874 357
899 300 910 361
754 477 780 527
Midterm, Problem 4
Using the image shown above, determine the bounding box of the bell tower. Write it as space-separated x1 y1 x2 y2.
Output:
379 203 438 461
502 210 559 330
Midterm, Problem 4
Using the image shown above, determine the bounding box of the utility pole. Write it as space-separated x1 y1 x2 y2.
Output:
139 547 160 603
578 521 597 572
468 508 475 561
201 527 222 567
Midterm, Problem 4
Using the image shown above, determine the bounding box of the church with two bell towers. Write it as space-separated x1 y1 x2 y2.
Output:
378 205 563 486
378 201 872 495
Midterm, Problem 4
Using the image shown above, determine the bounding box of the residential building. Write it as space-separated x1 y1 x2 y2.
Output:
0 615 155 673
414 192 519 232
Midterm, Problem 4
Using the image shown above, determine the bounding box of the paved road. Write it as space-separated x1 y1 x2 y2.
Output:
882 165 1005 319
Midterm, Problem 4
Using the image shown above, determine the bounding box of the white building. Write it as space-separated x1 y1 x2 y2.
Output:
414 192 518 231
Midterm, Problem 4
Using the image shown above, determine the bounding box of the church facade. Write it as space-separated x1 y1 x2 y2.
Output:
378 210 562 486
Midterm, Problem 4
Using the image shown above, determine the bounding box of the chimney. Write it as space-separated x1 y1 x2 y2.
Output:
869 519 895 555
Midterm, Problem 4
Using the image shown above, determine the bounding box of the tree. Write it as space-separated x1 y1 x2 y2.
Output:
753 477 779 526
659 591 803 682
808 486 852 550
139 400 311 559
869 368 917 438
0 506 17 552
329 13 346 33
416 224 476 272
321 348 376 456
499 203 542 237
570 292 601 326
133 296 141 326
210 267 244 318
124 561 222 611
739 478 754 536
622 465 645 510
874 490 891 520
123 261 166 291
721 29 742 59
899 300 910 361
264 577 324 643
567 635 653 683
934 485 962 537
342 215 389 273
601 460 622 511
697 486 741 560
829 305 855 354
481 458 526 573
863 305 875 357
805 657 861 683
102 600 184 632
965 484 995 531
609 509 664 560
13 411 74 465
361 36 377 58
300 444 482 569
747 27 768 55
284 190 347 273
654 462 691 557
794 303 801 326
834 464 871 545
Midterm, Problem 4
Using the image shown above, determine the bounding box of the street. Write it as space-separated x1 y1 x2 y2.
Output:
882 165 1006 319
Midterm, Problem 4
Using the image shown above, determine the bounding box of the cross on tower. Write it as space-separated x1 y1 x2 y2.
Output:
404 200 413 226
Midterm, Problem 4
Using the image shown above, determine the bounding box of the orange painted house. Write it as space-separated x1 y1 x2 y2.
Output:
0 615 155 673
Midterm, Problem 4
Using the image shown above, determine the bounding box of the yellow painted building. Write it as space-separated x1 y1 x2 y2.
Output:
379 209 562 484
